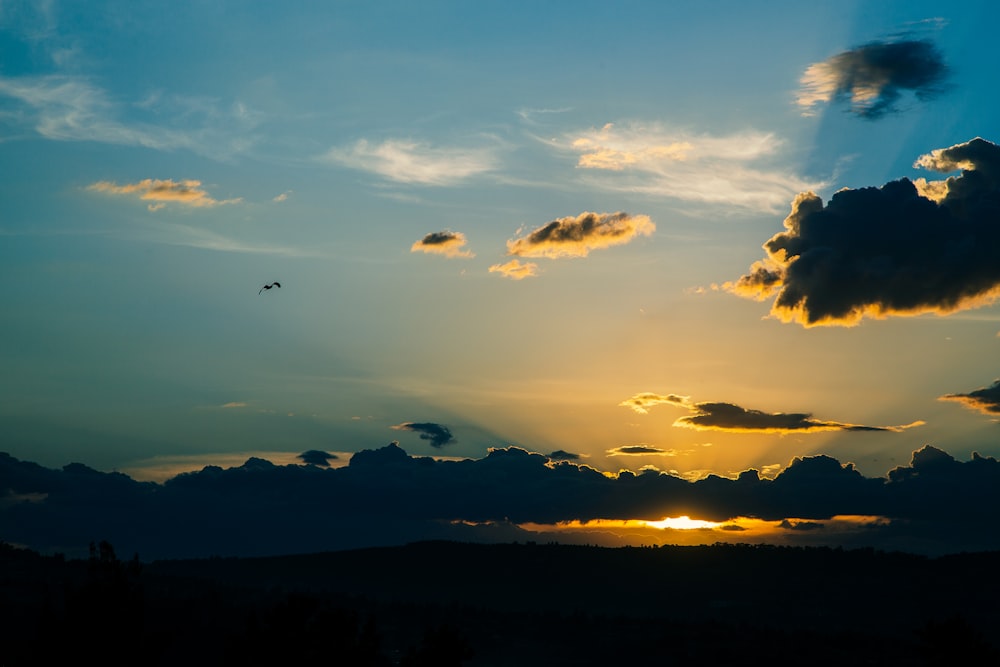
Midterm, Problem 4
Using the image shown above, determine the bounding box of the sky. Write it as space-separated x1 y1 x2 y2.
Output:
3 1 1000 556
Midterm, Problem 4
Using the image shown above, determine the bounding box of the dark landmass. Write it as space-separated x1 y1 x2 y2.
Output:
2 539 998 666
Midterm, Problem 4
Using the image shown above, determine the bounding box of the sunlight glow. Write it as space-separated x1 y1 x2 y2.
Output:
644 515 721 530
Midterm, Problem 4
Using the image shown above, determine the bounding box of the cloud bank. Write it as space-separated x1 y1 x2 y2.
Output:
797 38 949 118
5 443 1000 558
410 230 474 258
726 138 1000 326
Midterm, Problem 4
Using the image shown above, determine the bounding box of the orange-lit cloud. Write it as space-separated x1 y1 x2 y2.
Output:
796 38 948 118
620 391 922 433
88 178 242 210
725 138 1000 326
506 211 654 259
489 259 539 280
939 379 1000 416
410 230 475 258
324 138 496 185
607 445 680 457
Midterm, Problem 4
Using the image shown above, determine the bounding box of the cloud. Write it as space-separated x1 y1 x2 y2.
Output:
410 230 475 259
323 138 496 185
548 450 580 461
619 392 690 415
390 422 455 448
88 179 242 210
779 519 825 531
621 391 920 433
797 39 949 118
272 191 292 202
725 138 1000 326
489 259 539 280
297 450 338 467
505 211 654 260
940 379 1000 416
220 402 247 409
557 122 825 212
608 446 677 456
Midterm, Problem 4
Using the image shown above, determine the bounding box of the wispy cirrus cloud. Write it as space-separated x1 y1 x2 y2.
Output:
505 211 654 260
940 379 1000 416
88 179 242 210
323 138 497 185
410 230 474 258
618 391 922 434
724 138 1000 327
797 38 949 119
553 122 825 212
489 259 539 280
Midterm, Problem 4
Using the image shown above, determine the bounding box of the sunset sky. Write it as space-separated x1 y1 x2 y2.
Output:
3 0 1000 508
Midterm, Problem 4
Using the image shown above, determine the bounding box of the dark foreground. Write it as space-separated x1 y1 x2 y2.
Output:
2 539 998 665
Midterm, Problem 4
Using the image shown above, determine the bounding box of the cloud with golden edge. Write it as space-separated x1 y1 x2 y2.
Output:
620 391 922 434
939 379 1000 416
88 179 241 211
506 211 654 259
618 392 690 414
489 258 539 280
724 137 1000 327
797 38 949 119
410 230 475 259
607 445 679 456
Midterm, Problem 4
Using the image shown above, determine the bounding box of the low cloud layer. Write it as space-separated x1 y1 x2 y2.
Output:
940 379 1000 416
619 392 919 433
324 138 496 185
390 423 455 448
410 230 474 258
88 179 242 211
5 444 1000 558
505 211 654 259
725 138 1000 326
797 38 949 118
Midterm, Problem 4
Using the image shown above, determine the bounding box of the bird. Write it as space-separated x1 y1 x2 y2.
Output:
259 281 281 294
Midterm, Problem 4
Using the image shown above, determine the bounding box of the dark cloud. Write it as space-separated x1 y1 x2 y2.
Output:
390 422 455 448
410 230 474 258
5 444 1000 559
608 445 673 456
297 450 338 467
506 211 654 259
726 138 1000 326
940 379 1000 416
548 450 580 461
779 519 825 531
621 391 919 433
797 38 949 119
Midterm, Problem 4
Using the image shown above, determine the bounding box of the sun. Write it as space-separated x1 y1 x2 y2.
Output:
643 516 721 530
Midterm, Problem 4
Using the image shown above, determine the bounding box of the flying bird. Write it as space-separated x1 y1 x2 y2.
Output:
259 281 281 294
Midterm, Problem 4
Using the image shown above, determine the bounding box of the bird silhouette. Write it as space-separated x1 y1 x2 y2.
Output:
259 281 281 294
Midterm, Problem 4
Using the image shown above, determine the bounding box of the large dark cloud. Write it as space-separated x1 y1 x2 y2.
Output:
940 379 1000 416
726 138 1000 326
390 422 455 448
797 38 949 119
5 444 1000 559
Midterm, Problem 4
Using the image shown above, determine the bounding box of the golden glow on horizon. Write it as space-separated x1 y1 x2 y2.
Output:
644 516 721 530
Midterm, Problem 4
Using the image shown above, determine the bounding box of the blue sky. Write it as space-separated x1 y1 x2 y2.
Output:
2 0 999 492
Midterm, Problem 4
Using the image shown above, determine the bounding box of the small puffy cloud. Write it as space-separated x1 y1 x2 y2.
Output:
608 445 677 456
940 379 1000 416
411 230 474 259
557 122 824 212
323 138 496 185
272 191 292 202
618 392 690 415
725 138 1000 327
505 211 654 260
297 450 338 467
88 179 241 210
390 421 455 448
797 38 949 118
489 259 539 280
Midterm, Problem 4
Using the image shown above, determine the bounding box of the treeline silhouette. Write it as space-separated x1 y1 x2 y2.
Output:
2 539 998 665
